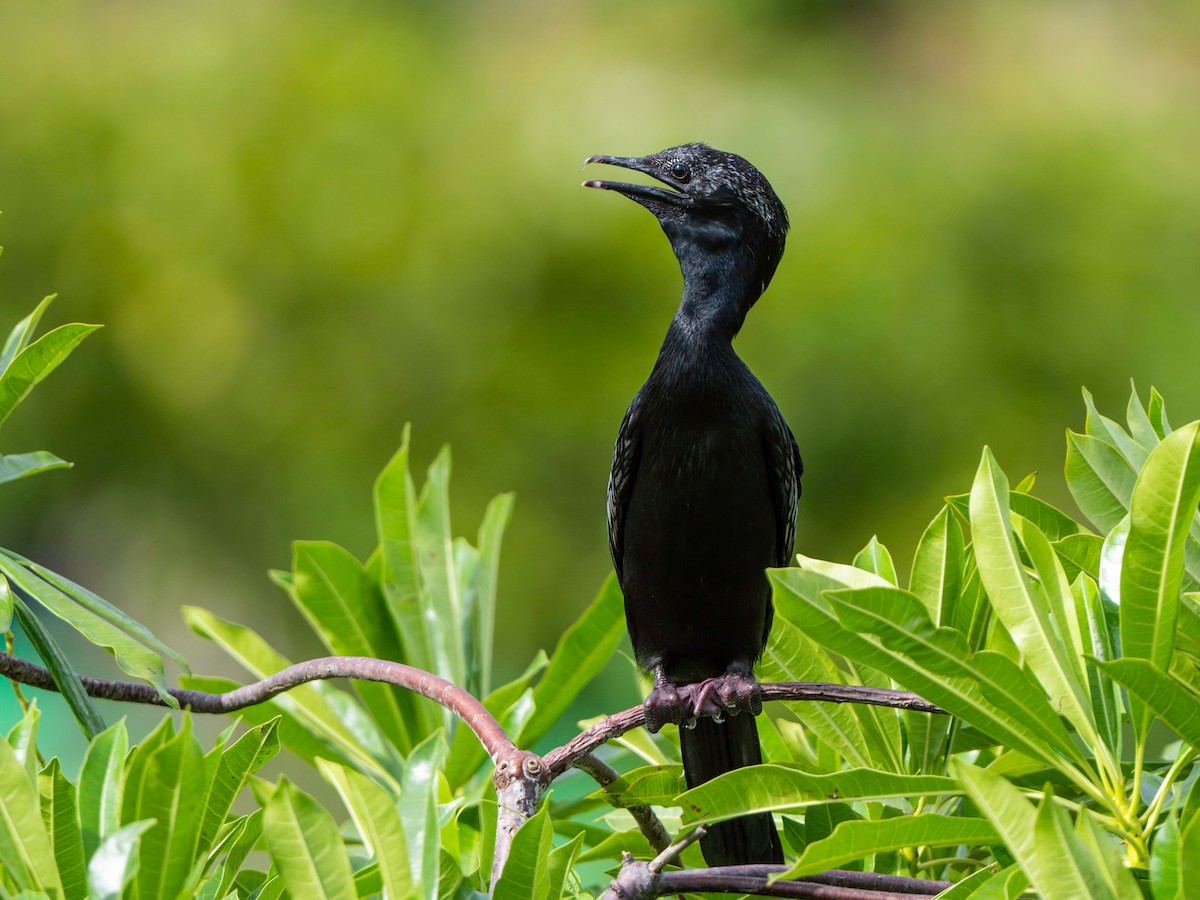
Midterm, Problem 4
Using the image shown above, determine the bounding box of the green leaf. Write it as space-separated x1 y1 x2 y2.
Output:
0 323 101 428
1066 431 1138 534
316 762 412 899
11 596 106 737
0 295 56 375
1150 814 1183 900
39 758 87 900
79 721 129 858
413 446 469 688
679 765 960 825
1072 575 1122 757
970 449 1099 750
374 428 435 670
3 560 173 705
88 820 155 900
945 490 1086 542
470 493 513 699
1082 387 1149 469
590 765 685 808
932 865 1026 899
517 574 625 747
0 451 71 485
777 815 998 879
263 779 356 900
909 505 964 626
545 831 585 900
824 586 1088 770
1101 659 1200 751
198 719 280 855
0 572 11 631
1150 388 1173 441
198 810 262 899
0 731 62 895
1127 382 1160 452
759 614 872 768
1054 533 1103 581
853 536 897 585
399 733 447 899
287 540 417 752
7 701 40 782
1119 421 1200 737
954 762 1134 900
795 554 892 589
772 570 1084 777
12 555 190 675
492 801 553 900
133 715 208 900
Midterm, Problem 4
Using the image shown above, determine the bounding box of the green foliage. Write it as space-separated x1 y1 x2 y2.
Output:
0 704 280 899
674 385 1199 898
7 282 1200 897
1 299 187 734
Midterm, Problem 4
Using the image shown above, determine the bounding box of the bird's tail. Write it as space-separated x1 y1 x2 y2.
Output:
679 712 783 865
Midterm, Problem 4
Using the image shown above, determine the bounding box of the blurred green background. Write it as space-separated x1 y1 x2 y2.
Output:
2 2 1199 751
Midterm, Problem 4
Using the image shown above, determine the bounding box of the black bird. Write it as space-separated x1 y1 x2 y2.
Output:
584 143 800 866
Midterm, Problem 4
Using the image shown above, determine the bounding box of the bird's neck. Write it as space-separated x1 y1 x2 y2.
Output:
672 244 762 343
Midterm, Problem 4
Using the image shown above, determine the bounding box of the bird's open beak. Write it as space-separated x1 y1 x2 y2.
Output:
582 155 692 207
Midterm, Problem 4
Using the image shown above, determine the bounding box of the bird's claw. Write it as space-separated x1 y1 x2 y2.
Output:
683 717 698 730
644 681 686 734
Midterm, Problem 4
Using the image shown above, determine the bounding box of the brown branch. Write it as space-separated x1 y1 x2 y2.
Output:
545 682 945 777
574 752 672 853
0 651 513 762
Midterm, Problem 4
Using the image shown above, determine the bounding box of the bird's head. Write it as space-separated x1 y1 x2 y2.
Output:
584 143 789 302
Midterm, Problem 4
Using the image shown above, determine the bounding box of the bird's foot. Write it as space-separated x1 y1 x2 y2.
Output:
684 671 763 722
643 680 687 734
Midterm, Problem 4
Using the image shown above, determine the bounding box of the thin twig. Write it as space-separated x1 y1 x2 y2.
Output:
574 752 672 853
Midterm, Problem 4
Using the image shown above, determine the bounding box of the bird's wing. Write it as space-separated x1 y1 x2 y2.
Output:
607 392 643 582
764 408 802 569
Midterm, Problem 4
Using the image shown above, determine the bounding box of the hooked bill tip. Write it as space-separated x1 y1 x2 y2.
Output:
583 154 606 169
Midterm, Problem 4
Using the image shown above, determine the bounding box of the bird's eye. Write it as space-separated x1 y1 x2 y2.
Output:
670 162 690 182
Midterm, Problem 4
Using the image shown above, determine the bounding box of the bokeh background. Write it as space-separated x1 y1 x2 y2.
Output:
2 1 1199 757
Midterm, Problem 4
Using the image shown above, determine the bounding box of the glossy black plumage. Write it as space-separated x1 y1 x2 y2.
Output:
586 144 801 866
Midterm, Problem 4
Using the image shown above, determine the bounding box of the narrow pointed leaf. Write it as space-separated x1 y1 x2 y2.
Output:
909 505 964 626
0 734 62 895
679 765 960 825
39 758 87 900
1118 422 1200 728
88 820 155 900
317 761 412 899
777 815 998 879
970 449 1098 747
1101 659 1200 750
198 719 280 854
12 596 105 737
0 295 56 374
0 451 71 485
263 779 356 900
287 540 415 752
398 732 447 899
492 801 553 900
0 323 100 427
853 536 897 585
3 560 172 705
133 716 207 900
1066 431 1138 534
759 615 871 768
471 493 513 699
